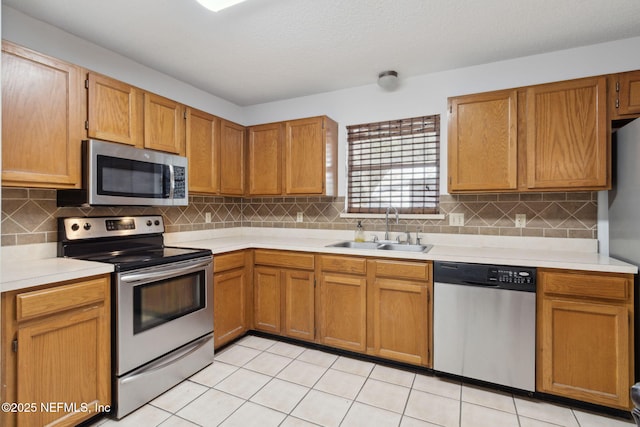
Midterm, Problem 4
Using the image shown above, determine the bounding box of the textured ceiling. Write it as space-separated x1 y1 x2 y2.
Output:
3 0 640 106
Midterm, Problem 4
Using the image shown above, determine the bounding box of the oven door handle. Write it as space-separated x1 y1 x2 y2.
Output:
120 258 211 284
120 334 213 385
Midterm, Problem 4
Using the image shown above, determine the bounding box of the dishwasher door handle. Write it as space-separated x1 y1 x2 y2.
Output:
461 280 499 288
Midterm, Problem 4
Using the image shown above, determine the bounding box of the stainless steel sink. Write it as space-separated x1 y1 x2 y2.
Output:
326 241 382 250
326 240 432 253
378 243 433 253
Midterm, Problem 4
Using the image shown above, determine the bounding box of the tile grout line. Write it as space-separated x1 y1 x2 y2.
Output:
337 358 377 427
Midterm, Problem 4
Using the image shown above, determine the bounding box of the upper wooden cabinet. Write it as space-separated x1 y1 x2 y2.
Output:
87 72 143 147
537 269 634 409
88 73 185 155
219 119 247 196
526 77 608 190
285 116 337 195
2 41 85 189
610 70 640 119
186 107 220 194
247 116 338 196
248 122 284 195
448 89 518 192
144 92 186 155
448 76 610 193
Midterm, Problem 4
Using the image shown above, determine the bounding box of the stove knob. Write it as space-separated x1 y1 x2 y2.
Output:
154 220 160 226
71 223 80 232
146 220 153 227
83 223 92 231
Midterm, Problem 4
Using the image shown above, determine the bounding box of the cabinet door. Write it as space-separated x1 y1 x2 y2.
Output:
248 123 283 195
318 272 367 352
186 108 220 194
220 120 246 195
617 70 640 117
538 297 630 409
253 266 281 333
2 41 85 188
17 306 110 427
283 269 315 341
144 92 185 154
285 117 325 194
611 70 640 119
448 90 518 192
214 268 247 348
87 72 143 147
526 77 609 189
370 278 429 366
13 277 110 427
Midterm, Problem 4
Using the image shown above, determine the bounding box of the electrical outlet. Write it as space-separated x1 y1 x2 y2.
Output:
449 213 464 226
296 212 304 222
515 214 526 228
205 212 212 223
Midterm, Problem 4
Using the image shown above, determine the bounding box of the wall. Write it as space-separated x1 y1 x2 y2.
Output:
2 7 638 246
244 36 640 195
1 188 597 245
1 6 245 124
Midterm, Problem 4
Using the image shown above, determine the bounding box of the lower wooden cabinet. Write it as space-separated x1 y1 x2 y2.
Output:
1 275 111 427
317 255 368 352
537 268 634 409
253 266 282 334
213 251 250 348
253 250 315 341
367 259 432 367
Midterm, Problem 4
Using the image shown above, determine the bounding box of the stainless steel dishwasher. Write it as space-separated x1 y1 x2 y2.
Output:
433 261 536 391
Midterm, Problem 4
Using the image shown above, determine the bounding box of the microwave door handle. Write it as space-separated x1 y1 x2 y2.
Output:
167 164 175 199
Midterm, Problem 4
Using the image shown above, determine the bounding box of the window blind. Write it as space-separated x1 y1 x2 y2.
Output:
347 115 440 214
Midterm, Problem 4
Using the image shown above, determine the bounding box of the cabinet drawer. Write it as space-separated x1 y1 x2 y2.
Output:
254 249 314 270
540 270 631 302
320 255 367 274
373 260 430 281
16 276 108 322
214 251 245 273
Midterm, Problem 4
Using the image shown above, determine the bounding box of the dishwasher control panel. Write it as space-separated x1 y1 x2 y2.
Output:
434 262 536 292
489 267 535 285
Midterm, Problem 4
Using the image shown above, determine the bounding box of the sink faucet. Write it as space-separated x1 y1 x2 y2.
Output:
385 206 399 240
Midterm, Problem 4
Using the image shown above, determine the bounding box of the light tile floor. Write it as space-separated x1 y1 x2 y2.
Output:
91 335 635 427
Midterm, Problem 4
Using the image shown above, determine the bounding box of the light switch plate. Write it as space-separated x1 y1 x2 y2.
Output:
205 212 212 223
297 212 304 222
449 213 464 226
515 214 526 228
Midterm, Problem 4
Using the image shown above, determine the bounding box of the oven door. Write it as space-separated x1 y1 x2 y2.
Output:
115 255 213 375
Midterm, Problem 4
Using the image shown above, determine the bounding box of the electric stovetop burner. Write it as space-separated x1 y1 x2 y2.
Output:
57 215 212 272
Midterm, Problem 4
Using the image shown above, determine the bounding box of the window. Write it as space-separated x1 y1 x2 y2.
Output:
346 114 440 214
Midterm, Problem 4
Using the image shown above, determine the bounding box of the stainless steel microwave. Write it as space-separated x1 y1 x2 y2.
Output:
57 139 188 206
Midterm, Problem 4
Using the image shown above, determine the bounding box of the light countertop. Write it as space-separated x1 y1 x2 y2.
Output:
2 228 637 293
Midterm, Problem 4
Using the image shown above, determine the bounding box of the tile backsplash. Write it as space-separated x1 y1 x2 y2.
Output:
1 187 597 246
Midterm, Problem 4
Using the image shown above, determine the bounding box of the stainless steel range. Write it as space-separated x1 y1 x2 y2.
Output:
58 215 214 419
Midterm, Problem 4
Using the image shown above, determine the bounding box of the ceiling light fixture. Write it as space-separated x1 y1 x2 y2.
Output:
195 0 247 12
377 70 399 91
